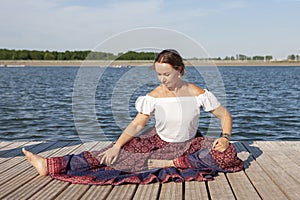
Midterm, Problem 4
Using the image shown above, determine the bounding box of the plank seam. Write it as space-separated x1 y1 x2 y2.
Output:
242 142 293 199
0 174 40 199
182 181 185 200
205 181 212 200
50 182 71 200
224 173 237 200
155 184 162 200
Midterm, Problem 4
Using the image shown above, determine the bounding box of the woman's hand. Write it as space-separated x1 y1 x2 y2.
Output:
99 144 121 166
212 137 230 152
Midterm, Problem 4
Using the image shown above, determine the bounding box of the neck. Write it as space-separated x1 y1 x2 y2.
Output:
165 80 185 93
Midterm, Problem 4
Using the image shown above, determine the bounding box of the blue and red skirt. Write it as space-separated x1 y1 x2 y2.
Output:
47 128 243 185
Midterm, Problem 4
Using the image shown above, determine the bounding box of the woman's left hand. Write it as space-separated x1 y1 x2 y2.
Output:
212 137 230 152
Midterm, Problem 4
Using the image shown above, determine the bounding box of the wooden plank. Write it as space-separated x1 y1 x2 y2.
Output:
226 171 261 200
159 182 182 200
0 167 41 199
27 142 86 200
273 141 300 152
1 142 80 200
54 184 90 200
250 141 300 200
236 142 288 200
0 141 27 151
82 141 112 151
0 142 70 198
0 141 13 149
185 181 208 200
79 185 113 200
106 184 138 200
0 142 55 174
3 175 53 199
0 141 36 163
207 173 235 200
262 142 300 182
48 142 97 196
133 183 160 200
0 141 299 200
280 142 300 165
0 142 56 184
49 141 112 200
28 178 70 200
225 142 261 199
10 141 110 200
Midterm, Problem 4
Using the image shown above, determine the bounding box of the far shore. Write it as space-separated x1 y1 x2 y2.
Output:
1 60 300 67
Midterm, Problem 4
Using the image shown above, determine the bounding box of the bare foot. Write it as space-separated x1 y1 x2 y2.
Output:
148 159 175 169
22 148 48 176
237 151 250 161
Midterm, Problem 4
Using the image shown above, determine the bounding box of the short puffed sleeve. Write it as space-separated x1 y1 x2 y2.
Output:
135 95 156 115
197 89 221 111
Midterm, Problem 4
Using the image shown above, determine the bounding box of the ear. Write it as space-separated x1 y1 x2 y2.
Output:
178 66 183 75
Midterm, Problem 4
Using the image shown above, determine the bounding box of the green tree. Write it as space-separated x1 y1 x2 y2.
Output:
288 54 296 61
0 49 12 59
236 54 247 60
265 55 273 61
253 56 265 61
16 50 30 60
44 51 56 60
57 52 66 60
29 50 44 60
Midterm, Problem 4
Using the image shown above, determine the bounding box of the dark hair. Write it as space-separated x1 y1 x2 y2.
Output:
154 49 185 75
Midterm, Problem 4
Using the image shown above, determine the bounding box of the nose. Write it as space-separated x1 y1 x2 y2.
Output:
160 76 166 84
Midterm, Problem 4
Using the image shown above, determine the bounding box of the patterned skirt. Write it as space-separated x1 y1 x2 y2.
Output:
47 128 243 185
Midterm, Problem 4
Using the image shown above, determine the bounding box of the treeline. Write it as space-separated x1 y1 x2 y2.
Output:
117 51 156 60
198 54 300 61
226 54 273 61
0 48 299 61
197 54 274 61
0 49 117 60
287 54 300 61
0 49 156 60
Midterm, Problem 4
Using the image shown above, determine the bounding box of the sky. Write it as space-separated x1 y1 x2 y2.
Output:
0 0 299 59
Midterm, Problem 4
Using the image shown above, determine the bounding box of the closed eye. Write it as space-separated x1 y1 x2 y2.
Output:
157 73 170 76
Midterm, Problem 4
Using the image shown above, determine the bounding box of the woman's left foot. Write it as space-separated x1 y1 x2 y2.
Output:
148 159 175 169
22 148 48 176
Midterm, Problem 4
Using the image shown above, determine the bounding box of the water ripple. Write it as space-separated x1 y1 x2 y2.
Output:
0 66 299 141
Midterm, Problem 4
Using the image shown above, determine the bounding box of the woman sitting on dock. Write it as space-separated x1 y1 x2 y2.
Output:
23 49 243 185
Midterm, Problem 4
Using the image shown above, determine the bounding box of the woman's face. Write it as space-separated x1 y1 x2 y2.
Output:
154 62 181 90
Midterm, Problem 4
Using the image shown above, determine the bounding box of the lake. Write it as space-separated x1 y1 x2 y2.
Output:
0 66 299 142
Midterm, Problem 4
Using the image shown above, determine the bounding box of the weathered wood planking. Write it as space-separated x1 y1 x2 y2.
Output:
0 141 299 200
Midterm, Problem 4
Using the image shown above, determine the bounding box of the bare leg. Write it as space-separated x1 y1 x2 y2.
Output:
148 159 175 169
22 148 48 176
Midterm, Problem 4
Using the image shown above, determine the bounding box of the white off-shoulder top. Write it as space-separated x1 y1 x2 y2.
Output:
135 89 220 142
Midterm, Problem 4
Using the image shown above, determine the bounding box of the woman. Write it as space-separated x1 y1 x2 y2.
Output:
23 49 243 185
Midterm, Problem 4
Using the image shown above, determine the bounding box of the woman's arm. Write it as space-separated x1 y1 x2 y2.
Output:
100 112 151 165
210 105 232 135
115 112 151 148
210 105 232 152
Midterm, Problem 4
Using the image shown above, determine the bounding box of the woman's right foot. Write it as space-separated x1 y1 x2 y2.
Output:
22 148 48 176
148 159 175 169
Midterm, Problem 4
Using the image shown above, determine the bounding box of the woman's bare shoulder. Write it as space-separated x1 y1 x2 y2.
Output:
188 83 205 96
148 85 163 98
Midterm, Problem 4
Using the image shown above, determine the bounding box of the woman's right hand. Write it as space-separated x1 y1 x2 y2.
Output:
99 144 121 166
212 137 229 152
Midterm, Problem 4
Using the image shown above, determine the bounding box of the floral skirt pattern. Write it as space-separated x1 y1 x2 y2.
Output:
47 128 244 185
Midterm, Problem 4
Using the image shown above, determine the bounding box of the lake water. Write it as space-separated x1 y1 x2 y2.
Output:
0 66 299 142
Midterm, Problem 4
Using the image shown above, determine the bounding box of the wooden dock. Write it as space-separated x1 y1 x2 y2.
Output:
0 141 299 200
